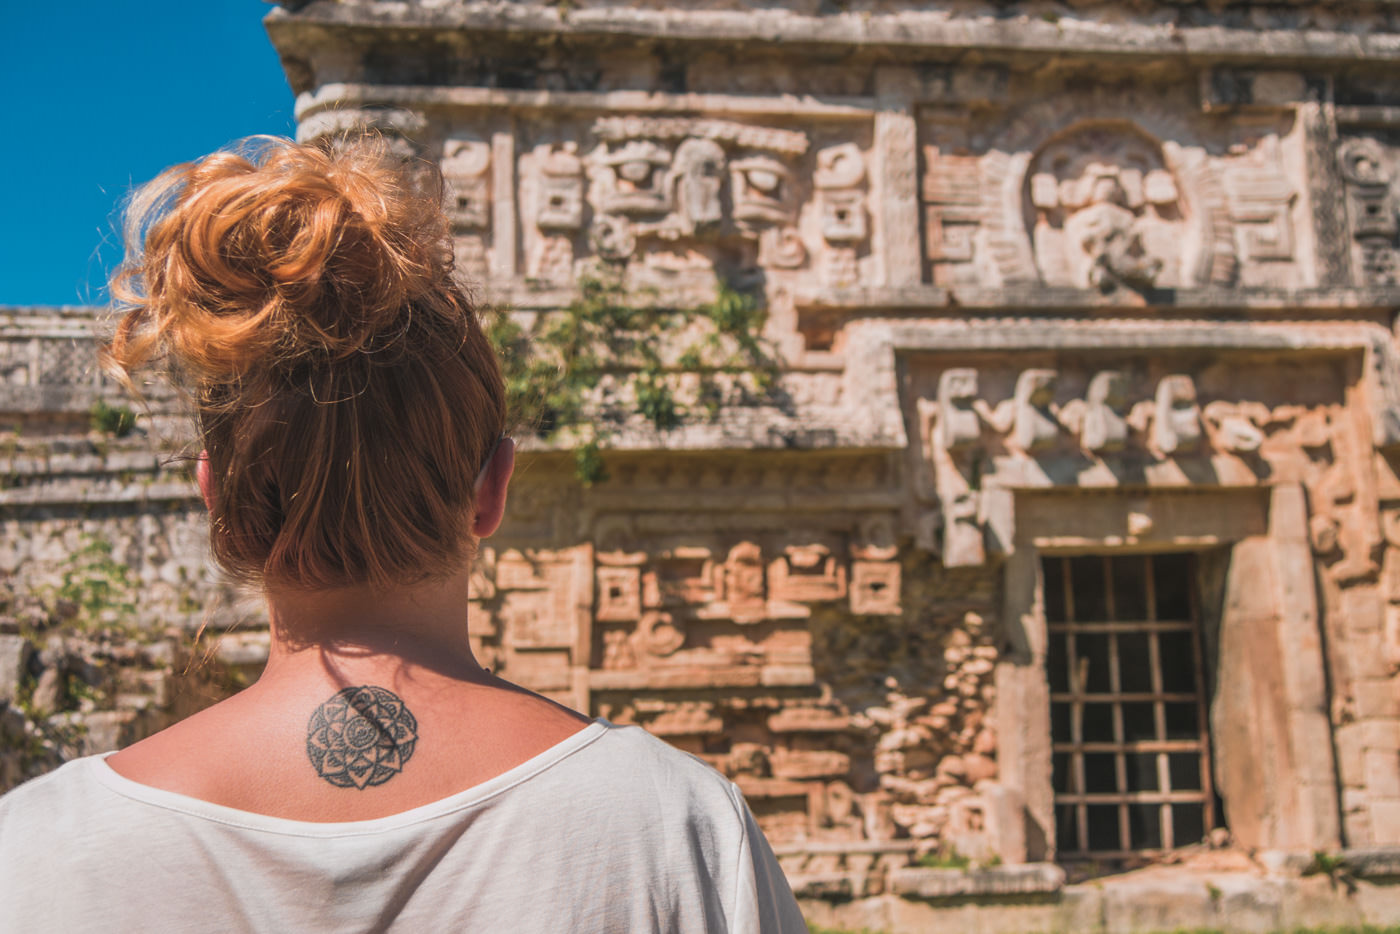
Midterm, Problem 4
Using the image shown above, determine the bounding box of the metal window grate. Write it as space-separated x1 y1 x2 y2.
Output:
1043 553 1217 859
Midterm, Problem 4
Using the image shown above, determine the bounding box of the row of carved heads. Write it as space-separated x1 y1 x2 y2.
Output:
437 123 870 283
934 369 1265 457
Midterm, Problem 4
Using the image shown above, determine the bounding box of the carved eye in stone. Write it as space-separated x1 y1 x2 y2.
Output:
745 168 782 194
618 160 653 184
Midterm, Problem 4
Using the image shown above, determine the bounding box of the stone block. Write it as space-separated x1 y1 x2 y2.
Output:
1336 722 1368 783
1344 846 1400 876
0 634 31 706
1101 875 1214 934
1366 749 1400 798
1369 799 1400 844
759 664 815 687
1357 878 1400 926
644 705 723 736
795 895 893 934
888 863 1064 899
1354 680 1400 720
769 750 851 780
787 871 859 900
72 710 138 755
767 707 853 733
1212 875 1285 933
1280 875 1367 929
214 631 271 668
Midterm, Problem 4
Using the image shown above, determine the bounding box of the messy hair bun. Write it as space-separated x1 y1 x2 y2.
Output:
109 136 455 379
106 136 507 591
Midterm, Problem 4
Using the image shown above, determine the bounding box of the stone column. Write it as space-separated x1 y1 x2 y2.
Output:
873 68 923 289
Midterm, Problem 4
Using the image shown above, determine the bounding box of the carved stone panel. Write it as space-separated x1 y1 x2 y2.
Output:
585 117 811 286
1338 136 1400 285
921 147 982 286
813 142 869 289
769 544 847 604
1026 126 1183 292
442 136 493 282
526 142 586 284
851 560 902 615
911 352 1352 566
1223 131 1297 283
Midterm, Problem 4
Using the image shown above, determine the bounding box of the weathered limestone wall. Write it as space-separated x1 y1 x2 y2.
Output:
0 307 257 791
266 0 1400 856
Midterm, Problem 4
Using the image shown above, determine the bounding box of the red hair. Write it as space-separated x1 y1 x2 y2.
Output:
105 136 506 591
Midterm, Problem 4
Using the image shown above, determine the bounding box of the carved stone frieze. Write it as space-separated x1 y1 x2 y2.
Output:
918 96 1291 292
442 137 493 231
914 352 1355 566
1337 136 1400 286
850 560 903 616
585 116 812 280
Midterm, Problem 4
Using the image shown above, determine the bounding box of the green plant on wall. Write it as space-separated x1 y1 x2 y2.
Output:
49 534 139 634
89 400 137 438
485 273 779 484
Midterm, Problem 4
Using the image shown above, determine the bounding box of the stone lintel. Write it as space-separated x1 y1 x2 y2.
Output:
773 839 920 857
266 5 1400 68
590 666 764 691
1336 105 1400 128
1344 846 1400 877
797 285 1400 314
295 83 877 123
889 863 1066 899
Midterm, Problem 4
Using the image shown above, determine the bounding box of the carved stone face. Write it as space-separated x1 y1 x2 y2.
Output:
820 190 867 243
672 138 726 232
939 368 978 402
731 156 794 226
536 145 585 231
1025 124 1184 290
539 176 584 231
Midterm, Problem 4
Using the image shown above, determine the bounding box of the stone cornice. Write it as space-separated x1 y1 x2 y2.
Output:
266 2 1400 68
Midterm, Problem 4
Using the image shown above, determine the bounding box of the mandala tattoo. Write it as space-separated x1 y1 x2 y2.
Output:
306 685 418 789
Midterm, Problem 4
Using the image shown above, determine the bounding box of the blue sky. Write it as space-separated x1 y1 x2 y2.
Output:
1 1 296 306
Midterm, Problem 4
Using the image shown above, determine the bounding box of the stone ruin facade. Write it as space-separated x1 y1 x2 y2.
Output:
6 0 1400 927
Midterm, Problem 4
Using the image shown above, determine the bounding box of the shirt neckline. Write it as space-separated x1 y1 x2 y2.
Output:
86 718 613 838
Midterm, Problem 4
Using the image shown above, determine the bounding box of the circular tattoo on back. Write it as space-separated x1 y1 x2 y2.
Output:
306 685 418 789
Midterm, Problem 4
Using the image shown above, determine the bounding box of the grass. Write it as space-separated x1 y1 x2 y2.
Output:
807 926 1400 934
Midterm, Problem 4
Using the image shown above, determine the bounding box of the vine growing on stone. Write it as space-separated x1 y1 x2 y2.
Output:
484 274 779 484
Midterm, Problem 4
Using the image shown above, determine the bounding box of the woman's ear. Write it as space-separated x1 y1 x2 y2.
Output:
196 451 215 512
472 437 515 538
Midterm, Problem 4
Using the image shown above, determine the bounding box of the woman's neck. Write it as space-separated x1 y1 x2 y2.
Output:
258 567 488 686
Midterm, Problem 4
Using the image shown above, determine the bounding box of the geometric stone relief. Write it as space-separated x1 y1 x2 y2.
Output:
1337 136 1400 285
588 528 903 672
1223 130 1298 282
922 147 982 287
